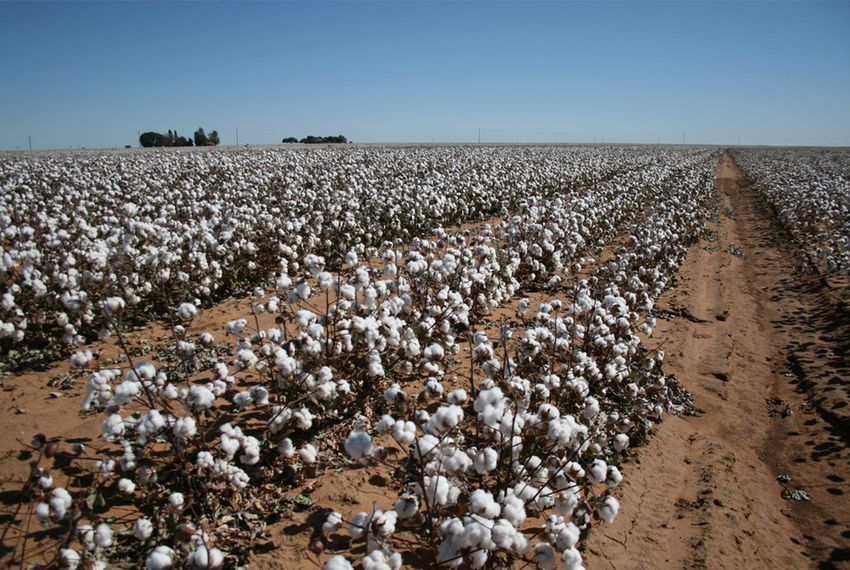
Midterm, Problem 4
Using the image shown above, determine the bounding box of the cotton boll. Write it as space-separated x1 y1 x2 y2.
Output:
322 555 354 570
606 465 623 487
278 438 295 458
587 459 607 485
145 545 175 570
471 447 498 474
187 546 224 569
70 350 93 368
535 543 557 569
133 518 154 541
598 495 620 524
118 478 136 495
174 416 197 440
94 523 113 548
394 493 419 519
562 547 585 570
446 389 467 404
362 549 402 570
177 302 198 321
300 443 318 464
501 493 526 526
469 489 500 519
436 539 462 567
372 510 398 538
344 430 373 461
59 548 81 569
168 492 185 513
323 511 344 533
613 433 630 452
348 511 370 539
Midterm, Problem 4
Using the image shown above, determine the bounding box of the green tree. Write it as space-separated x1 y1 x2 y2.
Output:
208 130 220 146
194 127 208 147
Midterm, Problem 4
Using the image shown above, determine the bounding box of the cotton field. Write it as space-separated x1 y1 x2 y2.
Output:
2 145 846 569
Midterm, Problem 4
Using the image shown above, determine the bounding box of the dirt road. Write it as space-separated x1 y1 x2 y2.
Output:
587 155 850 569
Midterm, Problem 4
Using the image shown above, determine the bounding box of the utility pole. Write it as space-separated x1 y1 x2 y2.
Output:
28 135 32 152
236 128 239 146
477 129 480 144
682 132 686 145
738 135 741 146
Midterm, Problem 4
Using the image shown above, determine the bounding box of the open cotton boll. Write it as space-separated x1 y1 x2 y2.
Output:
174 416 197 440
394 493 419 519
94 523 113 548
348 511 370 539
117 478 136 495
133 518 154 541
535 543 557 570
561 547 585 570
606 465 623 487
300 443 318 464
372 510 398 538
177 302 198 321
323 555 355 570
168 492 185 512
500 493 526 526
344 430 373 461
323 511 344 533
446 389 467 404
59 548 81 569
613 433 630 452
469 489 500 519
187 546 224 569
145 545 175 570
587 459 607 485
598 495 620 524
70 350 93 368
277 438 295 458
362 549 402 570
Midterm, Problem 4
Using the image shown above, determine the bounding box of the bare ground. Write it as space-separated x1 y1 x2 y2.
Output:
586 154 850 570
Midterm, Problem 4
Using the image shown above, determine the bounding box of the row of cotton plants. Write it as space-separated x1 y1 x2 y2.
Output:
10 148 720 568
1 146 671 354
731 147 850 274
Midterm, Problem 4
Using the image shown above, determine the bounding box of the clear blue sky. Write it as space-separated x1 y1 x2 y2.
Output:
1 1 848 149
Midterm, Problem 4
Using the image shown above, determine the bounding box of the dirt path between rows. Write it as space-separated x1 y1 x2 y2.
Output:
587 154 850 569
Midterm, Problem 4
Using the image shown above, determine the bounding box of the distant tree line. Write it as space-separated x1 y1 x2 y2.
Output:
139 127 220 148
282 135 348 144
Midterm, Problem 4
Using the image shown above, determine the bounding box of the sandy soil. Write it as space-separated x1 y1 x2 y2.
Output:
586 155 850 569
2 154 849 568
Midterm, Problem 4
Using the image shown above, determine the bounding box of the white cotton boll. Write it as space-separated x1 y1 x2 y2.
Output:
59 548 81 569
376 414 395 434
197 451 215 469
102 296 125 317
383 383 406 404
389 420 415 445
491 519 517 549
394 494 419 519
278 438 295 458
133 518 154 541
423 343 444 361
323 511 344 533
168 492 185 512
177 302 198 321
199 332 215 346
300 443 318 464
535 543 557 570
555 521 580 550
118 478 136 495
362 549 402 570
469 447 498 474
344 430 373 461
70 350 93 368
233 391 253 408
501 493 526 526
101 413 125 442
296 282 311 300
437 539 461 567
587 459 607 485
78 524 95 549
38 474 53 489
348 511 370 539
606 465 623 487
415 434 440 460
145 545 175 570
583 396 600 420
323 555 355 570
562 547 585 570
94 523 113 548
469 489 500 519
598 495 620 524
35 502 51 525
613 433 630 452
446 389 467 404
372 510 398 538
468 549 488 568
174 416 197 440
187 546 224 569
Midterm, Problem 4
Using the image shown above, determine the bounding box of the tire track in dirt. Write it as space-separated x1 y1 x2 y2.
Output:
587 154 850 569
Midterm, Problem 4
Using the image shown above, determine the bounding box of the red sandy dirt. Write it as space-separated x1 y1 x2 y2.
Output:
2 155 849 569
586 155 850 570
